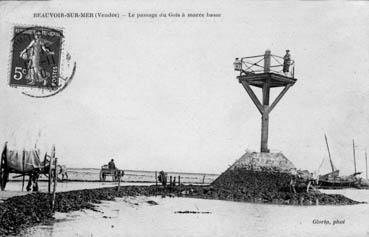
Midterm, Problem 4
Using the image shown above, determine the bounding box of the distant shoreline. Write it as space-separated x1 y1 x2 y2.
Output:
9 169 220 184
67 168 220 176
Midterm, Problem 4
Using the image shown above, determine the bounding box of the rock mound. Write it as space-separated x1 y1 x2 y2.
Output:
209 151 360 205
229 151 296 173
212 167 293 193
212 151 296 192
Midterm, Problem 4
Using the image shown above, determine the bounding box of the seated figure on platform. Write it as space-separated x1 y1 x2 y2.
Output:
108 159 117 170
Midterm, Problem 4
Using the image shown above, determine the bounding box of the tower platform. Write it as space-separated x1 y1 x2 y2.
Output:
238 72 297 88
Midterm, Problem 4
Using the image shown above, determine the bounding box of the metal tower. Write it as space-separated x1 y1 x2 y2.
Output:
233 50 297 153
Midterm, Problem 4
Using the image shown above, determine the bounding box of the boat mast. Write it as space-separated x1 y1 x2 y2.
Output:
353 139 357 174
365 151 368 179
325 134 335 172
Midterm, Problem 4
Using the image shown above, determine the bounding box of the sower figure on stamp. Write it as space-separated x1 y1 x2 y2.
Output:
283 49 291 75
20 30 54 86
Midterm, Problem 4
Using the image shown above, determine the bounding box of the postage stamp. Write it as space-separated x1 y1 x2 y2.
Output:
9 26 76 98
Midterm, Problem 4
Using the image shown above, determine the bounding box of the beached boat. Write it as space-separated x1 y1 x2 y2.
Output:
317 135 361 189
318 170 361 189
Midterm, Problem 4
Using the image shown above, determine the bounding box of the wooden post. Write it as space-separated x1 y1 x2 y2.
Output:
155 171 158 196
48 167 52 193
48 145 55 193
47 153 51 193
52 158 58 211
353 139 357 173
117 171 121 192
261 55 271 152
178 176 181 186
170 176 172 186
155 171 158 186
365 151 368 179
22 150 25 192
261 112 269 153
264 50 271 73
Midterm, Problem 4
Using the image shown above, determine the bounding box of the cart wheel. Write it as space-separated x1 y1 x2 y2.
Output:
48 166 52 190
100 171 106 181
0 155 7 191
0 171 9 191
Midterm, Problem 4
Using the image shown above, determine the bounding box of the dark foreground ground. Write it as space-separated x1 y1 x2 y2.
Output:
0 182 363 236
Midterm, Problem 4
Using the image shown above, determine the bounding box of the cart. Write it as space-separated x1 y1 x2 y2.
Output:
99 165 124 181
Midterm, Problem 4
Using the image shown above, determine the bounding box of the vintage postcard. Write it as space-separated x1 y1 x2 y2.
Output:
0 1 368 236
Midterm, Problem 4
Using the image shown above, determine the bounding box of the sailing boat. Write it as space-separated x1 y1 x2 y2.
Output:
358 151 369 187
318 135 360 189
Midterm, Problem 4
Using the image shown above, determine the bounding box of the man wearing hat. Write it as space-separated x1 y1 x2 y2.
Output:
283 49 291 74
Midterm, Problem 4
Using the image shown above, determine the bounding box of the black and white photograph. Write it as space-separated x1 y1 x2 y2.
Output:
0 1 369 236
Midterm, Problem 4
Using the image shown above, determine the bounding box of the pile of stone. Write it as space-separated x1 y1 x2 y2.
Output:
203 151 360 205
211 151 296 192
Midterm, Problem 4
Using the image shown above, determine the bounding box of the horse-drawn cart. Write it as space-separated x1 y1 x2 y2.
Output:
0 142 58 192
99 165 124 181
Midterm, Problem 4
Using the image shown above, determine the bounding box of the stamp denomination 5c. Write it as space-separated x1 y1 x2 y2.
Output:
9 26 76 98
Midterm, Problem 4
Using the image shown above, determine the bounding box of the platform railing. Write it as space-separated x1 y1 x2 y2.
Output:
234 53 295 78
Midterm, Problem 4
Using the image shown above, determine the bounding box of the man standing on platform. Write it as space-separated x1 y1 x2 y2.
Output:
283 49 291 74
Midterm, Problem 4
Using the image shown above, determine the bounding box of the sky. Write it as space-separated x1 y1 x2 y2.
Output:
0 0 369 175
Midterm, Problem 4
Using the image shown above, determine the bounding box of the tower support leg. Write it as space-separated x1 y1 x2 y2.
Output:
261 111 269 153
261 78 270 153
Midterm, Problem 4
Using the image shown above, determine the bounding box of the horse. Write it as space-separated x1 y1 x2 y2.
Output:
55 164 68 181
0 142 55 191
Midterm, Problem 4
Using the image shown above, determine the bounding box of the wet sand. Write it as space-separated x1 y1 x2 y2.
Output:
0 184 362 236
19 193 369 237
